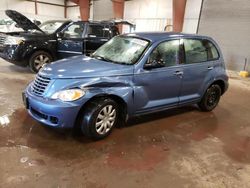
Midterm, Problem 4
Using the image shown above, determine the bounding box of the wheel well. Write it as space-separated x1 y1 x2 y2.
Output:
74 94 128 128
28 49 54 60
211 80 226 95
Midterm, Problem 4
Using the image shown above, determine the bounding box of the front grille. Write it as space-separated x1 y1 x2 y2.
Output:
31 74 51 96
0 34 6 46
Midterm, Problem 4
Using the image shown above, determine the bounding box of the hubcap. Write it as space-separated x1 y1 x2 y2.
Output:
95 105 116 135
34 54 50 70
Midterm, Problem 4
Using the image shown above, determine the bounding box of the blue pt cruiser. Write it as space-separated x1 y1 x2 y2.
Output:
23 32 229 140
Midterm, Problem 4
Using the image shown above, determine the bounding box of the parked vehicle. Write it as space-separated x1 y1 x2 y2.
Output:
0 19 21 33
22 32 229 140
0 18 41 33
0 10 134 73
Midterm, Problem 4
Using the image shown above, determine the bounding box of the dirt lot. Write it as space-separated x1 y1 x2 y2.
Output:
0 59 249 188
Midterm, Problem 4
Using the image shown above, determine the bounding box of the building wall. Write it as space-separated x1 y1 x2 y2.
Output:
67 6 80 20
183 0 202 33
0 0 68 22
124 0 201 33
124 0 172 32
92 0 113 21
66 1 81 20
198 0 250 71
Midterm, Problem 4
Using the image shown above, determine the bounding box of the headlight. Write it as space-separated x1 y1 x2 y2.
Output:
51 89 85 102
5 36 25 45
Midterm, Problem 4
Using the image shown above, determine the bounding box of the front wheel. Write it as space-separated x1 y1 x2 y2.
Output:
198 84 221 112
29 51 53 73
79 98 119 140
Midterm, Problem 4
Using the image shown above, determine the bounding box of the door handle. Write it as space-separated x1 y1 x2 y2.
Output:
174 71 184 76
208 66 214 70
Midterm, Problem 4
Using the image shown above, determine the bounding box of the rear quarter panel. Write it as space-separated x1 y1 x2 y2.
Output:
201 36 229 95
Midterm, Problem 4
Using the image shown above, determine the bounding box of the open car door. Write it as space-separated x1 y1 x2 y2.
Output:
101 19 136 34
112 20 136 33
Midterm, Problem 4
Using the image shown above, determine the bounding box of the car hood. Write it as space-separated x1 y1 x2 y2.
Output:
39 55 134 79
5 10 44 33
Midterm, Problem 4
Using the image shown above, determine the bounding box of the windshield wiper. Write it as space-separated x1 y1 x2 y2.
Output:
92 54 130 65
92 55 110 62
113 62 130 65
92 55 117 64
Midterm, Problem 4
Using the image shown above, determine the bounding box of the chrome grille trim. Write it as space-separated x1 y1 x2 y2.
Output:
31 74 51 96
0 34 6 45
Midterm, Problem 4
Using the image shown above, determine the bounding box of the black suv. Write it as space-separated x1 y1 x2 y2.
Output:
0 10 134 72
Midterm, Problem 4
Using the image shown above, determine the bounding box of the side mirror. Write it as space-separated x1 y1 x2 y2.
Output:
144 59 165 69
56 32 63 38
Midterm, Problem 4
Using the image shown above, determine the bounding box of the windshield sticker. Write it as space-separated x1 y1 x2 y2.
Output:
131 38 148 46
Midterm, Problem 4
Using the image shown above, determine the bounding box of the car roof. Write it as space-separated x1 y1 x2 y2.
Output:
43 20 70 22
72 20 118 25
123 32 210 43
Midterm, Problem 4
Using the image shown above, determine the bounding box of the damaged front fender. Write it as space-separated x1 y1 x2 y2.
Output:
44 75 135 115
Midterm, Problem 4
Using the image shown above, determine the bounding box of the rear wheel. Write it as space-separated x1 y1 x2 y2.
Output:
79 98 119 140
29 51 53 73
198 84 221 111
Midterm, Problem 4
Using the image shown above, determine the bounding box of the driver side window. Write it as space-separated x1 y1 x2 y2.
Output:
146 40 180 68
63 23 84 39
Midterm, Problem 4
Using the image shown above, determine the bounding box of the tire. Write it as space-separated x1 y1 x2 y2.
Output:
29 51 53 73
198 84 221 112
79 98 119 140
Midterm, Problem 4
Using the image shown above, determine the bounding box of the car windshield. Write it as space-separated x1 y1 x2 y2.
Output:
32 21 65 34
92 36 149 65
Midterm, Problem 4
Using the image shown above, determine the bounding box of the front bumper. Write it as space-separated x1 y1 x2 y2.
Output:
23 89 83 128
0 45 27 66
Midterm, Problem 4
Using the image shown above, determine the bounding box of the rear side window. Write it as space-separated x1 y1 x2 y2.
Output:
111 26 119 37
87 25 109 38
204 40 219 61
183 39 219 64
103 27 110 38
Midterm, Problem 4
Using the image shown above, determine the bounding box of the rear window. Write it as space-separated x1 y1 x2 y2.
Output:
183 39 219 64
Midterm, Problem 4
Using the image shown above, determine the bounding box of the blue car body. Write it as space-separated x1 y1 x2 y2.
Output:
23 32 229 128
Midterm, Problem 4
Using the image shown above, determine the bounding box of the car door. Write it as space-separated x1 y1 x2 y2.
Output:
84 24 111 55
178 38 218 105
134 39 183 114
57 22 86 58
